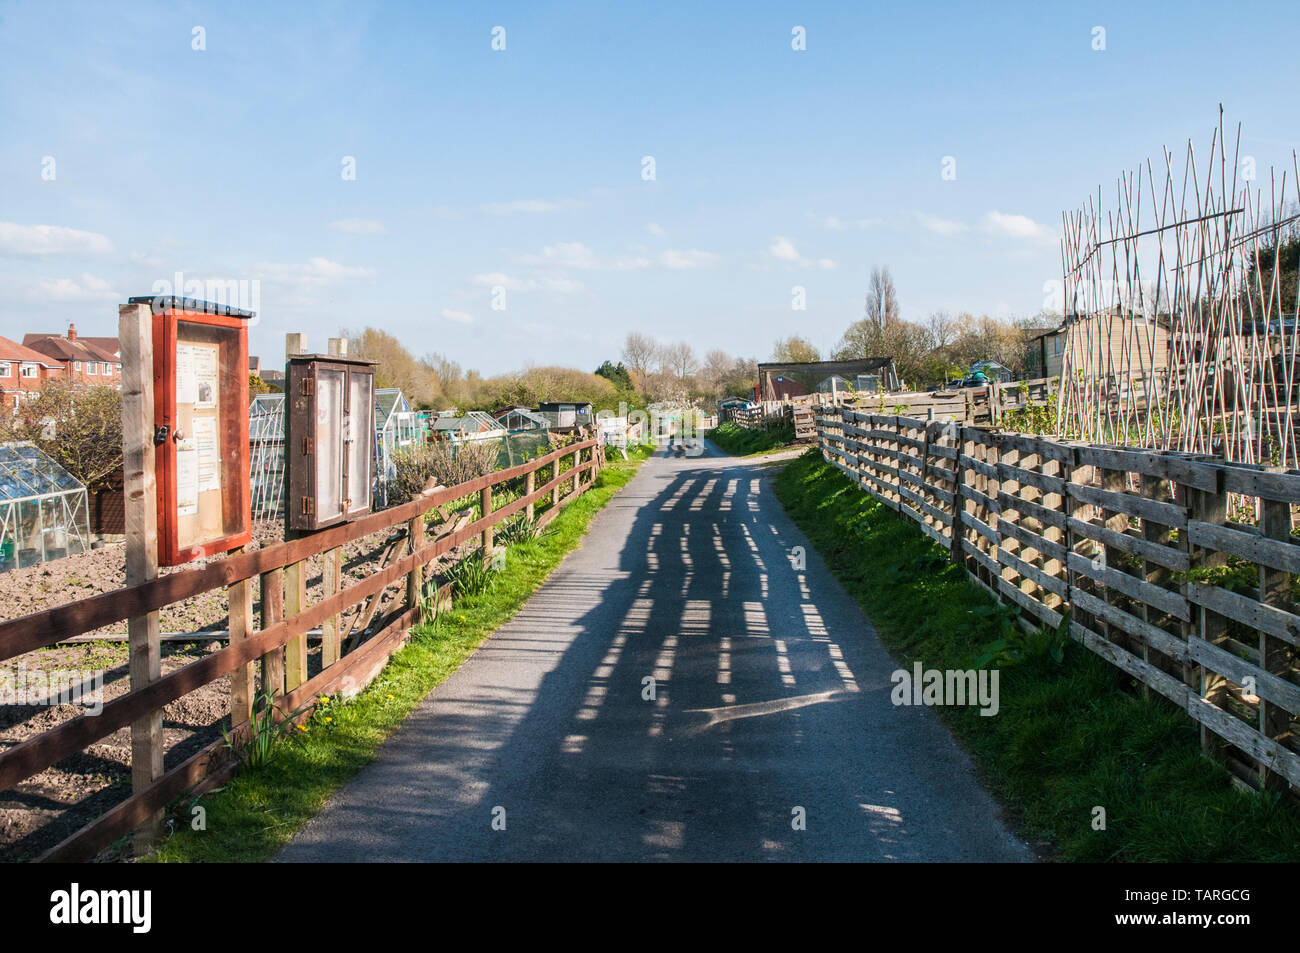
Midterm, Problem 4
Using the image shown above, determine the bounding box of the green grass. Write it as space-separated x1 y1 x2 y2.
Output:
773 448 1300 862
706 420 797 456
145 444 655 863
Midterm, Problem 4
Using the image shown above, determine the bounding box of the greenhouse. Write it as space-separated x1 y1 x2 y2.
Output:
249 393 286 522
0 442 91 572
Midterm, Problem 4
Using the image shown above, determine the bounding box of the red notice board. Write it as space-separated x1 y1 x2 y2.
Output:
140 297 253 565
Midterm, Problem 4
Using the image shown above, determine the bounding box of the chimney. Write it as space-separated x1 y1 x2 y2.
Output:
67 322 77 342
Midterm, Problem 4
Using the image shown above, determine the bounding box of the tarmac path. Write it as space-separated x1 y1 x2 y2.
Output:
278 440 1031 862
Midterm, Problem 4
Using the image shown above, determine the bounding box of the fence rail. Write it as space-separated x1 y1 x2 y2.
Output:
0 439 603 861
816 405 1300 792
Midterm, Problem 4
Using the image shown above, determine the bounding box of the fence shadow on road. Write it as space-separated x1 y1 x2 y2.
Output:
285 444 1027 862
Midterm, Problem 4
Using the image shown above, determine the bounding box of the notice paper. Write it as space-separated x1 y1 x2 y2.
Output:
176 439 199 516
176 342 219 408
194 416 219 493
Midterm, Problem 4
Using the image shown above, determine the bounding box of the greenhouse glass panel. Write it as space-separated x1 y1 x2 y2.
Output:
0 442 91 572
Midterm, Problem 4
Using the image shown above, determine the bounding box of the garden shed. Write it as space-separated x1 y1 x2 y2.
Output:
0 441 91 571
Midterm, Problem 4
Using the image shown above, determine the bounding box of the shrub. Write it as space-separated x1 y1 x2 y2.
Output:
388 439 498 504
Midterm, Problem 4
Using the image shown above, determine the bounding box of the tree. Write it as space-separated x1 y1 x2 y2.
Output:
834 318 929 389
770 335 820 363
724 356 758 398
0 381 123 493
345 327 439 407
921 311 958 350
865 266 900 331
661 341 698 381
594 360 633 391
249 373 273 395
701 349 732 395
620 332 660 390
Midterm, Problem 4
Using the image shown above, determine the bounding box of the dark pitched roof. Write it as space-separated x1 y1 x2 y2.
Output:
23 334 118 364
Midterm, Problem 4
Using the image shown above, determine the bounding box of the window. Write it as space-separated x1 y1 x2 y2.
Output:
87 362 97 375
101 363 112 375
73 361 82 372
0 363 9 378
20 364 38 378
1051 337 1062 355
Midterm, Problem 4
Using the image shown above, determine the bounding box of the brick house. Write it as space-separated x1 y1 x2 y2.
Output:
0 336 66 409
24 323 122 387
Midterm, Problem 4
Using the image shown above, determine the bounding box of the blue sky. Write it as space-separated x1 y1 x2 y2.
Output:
2 1 1297 374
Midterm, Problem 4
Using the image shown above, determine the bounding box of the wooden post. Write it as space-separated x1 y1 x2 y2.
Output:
481 483 494 566
283 333 309 692
1258 496 1292 790
950 427 969 566
1041 457 1066 612
284 560 307 691
1139 472 1172 700
317 336 347 664
228 548 254 726
260 568 285 697
572 447 581 494
321 547 341 667
1187 481 1228 760
119 301 163 852
1098 466 1130 656
525 466 536 523
551 457 560 506
407 512 426 617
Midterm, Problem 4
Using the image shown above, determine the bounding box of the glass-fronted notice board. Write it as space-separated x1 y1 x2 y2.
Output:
138 296 253 565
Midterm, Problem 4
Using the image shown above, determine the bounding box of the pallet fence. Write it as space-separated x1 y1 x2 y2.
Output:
0 439 602 861
816 405 1300 793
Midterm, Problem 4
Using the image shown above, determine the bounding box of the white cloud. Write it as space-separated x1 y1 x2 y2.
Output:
251 257 375 309
647 222 665 237
254 257 375 282
329 218 387 235
766 237 833 269
442 308 474 324
916 213 969 236
983 211 1055 242
470 271 584 294
0 223 113 256
33 273 119 301
517 242 650 271
768 237 801 261
659 249 719 269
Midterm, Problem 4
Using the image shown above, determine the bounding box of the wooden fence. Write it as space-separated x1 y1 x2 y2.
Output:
729 401 817 440
0 439 602 861
816 406 1300 792
842 377 1056 426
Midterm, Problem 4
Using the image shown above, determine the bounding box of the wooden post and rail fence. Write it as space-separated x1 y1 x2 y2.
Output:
815 403 1300 793
729 377 1057 438
0 438 603 861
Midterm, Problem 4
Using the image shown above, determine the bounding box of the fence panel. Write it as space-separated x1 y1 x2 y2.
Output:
813 408 1300 792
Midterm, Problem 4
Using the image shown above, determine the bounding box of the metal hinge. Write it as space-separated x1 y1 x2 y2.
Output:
302 436 313 456
301 497 313 515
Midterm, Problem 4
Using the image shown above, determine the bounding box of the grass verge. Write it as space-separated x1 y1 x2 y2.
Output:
773 448 1300 862
706 420 796 456
145 444 654 863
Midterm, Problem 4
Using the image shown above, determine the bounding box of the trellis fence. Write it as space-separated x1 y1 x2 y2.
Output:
816 405 1300 792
